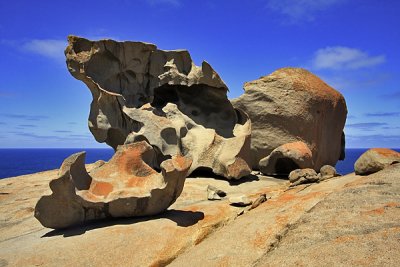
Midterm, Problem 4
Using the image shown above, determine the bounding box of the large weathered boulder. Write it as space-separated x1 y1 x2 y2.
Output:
231 67 347 173
65 36 251 179
354 148 400 175
34 141 192 229
259 141 313 175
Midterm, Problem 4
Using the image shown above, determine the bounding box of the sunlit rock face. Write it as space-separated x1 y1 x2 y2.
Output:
65 36 251 180
354 148 400 175
232 68 347 174
35 141 192 229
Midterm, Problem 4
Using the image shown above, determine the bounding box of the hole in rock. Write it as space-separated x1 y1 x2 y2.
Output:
151 146 172 172
151 86 179 108
106 128 127 151
73 38 93 53
151 84 237 138
274 158 299 175
161 128 178 145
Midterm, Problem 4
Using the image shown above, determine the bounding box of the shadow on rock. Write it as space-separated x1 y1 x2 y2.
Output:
189 168 260 186
41 209 204 238
268 174 289 180
228 174 260 186
188 167 226 180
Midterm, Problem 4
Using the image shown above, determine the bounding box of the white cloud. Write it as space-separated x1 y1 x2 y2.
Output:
267 0 343 22
21 39 67 61
313 46 385 70
146 0 180 7
319 72 390 91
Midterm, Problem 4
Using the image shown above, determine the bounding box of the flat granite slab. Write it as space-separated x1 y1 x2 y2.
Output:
1 164 399 266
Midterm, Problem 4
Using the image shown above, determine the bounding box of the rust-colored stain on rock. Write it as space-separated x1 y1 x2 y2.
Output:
174 155 191 170
90 181 114 197
334 235 357 244
125 176 150 188
119 148 156 177
371 148 400 158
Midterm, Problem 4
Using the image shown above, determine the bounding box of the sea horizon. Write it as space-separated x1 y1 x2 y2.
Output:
1 148 399 180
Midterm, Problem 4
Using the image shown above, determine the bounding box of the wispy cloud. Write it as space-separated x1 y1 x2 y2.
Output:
320 72 391 91
313 46 385 70
18 124 37 128
347 134 400 139
380 91 400 99
365 112 400 117
54 130 72 133
8 131 91 140
382 126 400 130
146 0 181 7
8 131 60 140
20 39 66 61
266 0 344 23
0 113 48 121
346 134 400 147
346 122 387 130
69 134 91 138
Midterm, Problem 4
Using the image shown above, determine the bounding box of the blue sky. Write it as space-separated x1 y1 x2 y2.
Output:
0 0 399 148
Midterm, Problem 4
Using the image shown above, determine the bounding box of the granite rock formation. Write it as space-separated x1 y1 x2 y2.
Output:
354 148 400 175
288 165 338 187
319 165 337 180
34 141 191 229
259 141 314 175
232 68 347 174
288 168 319 186
65 36 251 180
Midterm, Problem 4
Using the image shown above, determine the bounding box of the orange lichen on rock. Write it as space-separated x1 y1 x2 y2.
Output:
259 141 314 175
334 235 357 244
65 36 252 180
90 181 114 197
371 148 400 158
355 148 400 175
362 207 385 216
232 67 347 172
227 158 252 179
34 141 192 229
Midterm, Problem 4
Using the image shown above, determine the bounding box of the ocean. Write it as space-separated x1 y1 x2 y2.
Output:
0 148 399 179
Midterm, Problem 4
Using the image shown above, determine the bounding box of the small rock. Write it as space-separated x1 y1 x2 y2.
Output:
207 185 226 200
208 191 221 200
229 195 252 206
320 165 337 181
354 148 400 175
250 194 267 210
289 168 319 186
236 209 245 217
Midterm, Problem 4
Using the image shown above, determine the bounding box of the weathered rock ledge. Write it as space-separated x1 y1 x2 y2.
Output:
1 163 399 266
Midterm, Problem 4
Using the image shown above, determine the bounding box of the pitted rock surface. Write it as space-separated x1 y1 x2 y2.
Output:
65 36 251 179
34 141 191 229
